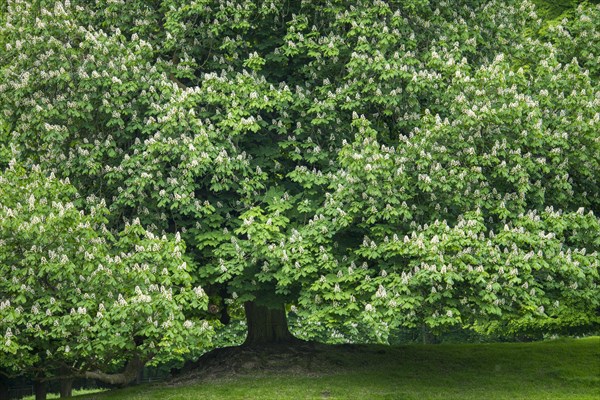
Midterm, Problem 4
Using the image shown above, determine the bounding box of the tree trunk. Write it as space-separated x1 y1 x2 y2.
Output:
59 378 73 398
59 366 73 398
34 380 47 400
0 376 9 400
243 301 295 345
135 368 143 385
84 355 145 386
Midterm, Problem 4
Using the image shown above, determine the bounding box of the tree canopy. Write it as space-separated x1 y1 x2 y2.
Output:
0 0 599 373
0 162 212 389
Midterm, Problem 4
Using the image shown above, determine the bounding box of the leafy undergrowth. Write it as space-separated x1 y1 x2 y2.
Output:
78 337 599 400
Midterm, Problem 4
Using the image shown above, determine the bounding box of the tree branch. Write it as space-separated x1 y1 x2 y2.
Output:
83 355 146 386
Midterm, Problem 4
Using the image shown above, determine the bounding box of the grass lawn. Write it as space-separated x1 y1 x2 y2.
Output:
77 337 599 400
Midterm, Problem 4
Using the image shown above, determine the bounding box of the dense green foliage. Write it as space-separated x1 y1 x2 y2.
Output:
0 0 599 381
0 163 212 380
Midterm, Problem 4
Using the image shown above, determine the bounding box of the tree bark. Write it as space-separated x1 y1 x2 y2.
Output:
243 301 295 345
34 380 47 400
135 368 143 385
59 378 73 398
84 355 144 386
58 365 73 398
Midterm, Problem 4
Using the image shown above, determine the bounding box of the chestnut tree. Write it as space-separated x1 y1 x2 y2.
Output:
0 0 598 348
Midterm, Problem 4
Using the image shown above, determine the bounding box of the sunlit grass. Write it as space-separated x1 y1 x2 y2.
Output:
22 388 107 399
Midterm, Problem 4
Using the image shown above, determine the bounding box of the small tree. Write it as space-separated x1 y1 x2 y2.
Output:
0 163 212 399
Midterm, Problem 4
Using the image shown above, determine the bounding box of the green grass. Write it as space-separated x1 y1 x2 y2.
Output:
78 337 599 400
